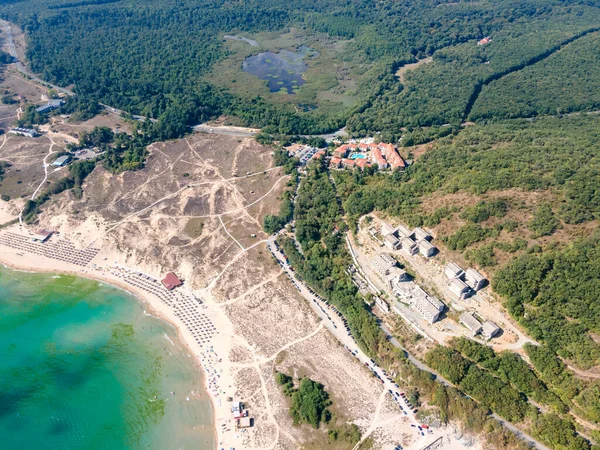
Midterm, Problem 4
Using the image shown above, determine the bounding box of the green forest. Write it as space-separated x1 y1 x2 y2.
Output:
3 0 600 137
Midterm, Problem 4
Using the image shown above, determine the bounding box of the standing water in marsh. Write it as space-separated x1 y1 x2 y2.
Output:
0 267 214 450
242 45 318 94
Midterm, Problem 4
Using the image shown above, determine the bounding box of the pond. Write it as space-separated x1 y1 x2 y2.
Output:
242 46 318 94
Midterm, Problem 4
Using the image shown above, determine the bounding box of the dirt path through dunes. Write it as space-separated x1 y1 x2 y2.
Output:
220 270 284 306
88 171 285 246
20 136 58 225
352 390 388 450
219 215 245 250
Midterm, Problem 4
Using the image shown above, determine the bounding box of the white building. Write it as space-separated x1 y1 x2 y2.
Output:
459 312 482 335
9 127 38 138
395 224 412 238
381 222 395 237
371 253 396 276
384 233 400 250
387 267 407 290
449 277 470 299
465 268 487 291
417 239 436 257
401 237 418 255
482 320 501 340
412 291 445 324
444 262 464 280
412 227 431 242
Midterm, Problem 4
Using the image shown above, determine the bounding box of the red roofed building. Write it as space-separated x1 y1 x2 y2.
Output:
162 272 183 290
333 144 349 159
371 147 388 169
33 229 53 242
330 157 342 169
356 159 371 170
385 148 407 170
342 158 355 168
347 143 358 151
358 143 369 151
313 150 326 160
378 143 395 155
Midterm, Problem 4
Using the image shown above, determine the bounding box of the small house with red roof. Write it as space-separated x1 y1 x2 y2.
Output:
371 147 388 169
356 159 371 170
330 157 342 169
342 158 355 169
162 272 183 290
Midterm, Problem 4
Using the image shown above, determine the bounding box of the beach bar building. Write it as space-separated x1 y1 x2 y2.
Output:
32 229 53 243
162 272 183 290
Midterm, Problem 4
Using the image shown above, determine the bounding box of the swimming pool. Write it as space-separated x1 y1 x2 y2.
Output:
349 153 366 160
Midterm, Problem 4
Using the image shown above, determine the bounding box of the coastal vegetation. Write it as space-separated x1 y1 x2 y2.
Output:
22 159 95 223
275 371 361 446
3 0 600 139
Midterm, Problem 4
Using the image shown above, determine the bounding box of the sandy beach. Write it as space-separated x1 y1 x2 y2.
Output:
0 232 242 450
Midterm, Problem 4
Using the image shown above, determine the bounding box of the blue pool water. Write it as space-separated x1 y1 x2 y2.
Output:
349 153 366 160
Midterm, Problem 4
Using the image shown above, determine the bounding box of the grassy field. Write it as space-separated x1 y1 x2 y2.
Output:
207 29 362 119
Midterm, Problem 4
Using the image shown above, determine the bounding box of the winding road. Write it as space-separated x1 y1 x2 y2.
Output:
275 231 551 450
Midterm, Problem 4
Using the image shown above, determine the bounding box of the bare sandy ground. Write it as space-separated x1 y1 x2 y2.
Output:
0 133 479 449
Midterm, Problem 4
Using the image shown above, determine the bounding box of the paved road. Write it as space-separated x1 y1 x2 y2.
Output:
266 238 435 446
272 233 550 450
0 19 150 122
193 124 258 137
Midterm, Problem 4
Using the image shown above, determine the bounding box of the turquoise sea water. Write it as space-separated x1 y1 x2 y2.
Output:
0 267 214 450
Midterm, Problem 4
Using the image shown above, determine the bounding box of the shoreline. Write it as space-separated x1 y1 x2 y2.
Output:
0 246 235 450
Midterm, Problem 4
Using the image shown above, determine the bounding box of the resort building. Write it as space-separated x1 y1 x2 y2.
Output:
355 158 371 170
465 268 487 291
384 234 400 250
371 147 388 169
444 262 464 280
482 320 501 340
330 157 342 169
411 290 445 324
381 144 406 170
395 224 412 238
371 253 396 276
417 239 436 257
381 222 395 237
331 141 409 172
333 144 349 158
412 227 431 242
162 272 183 290
459 312 482 335
449 277 470 299
342 158 355 169
401 236 419 255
